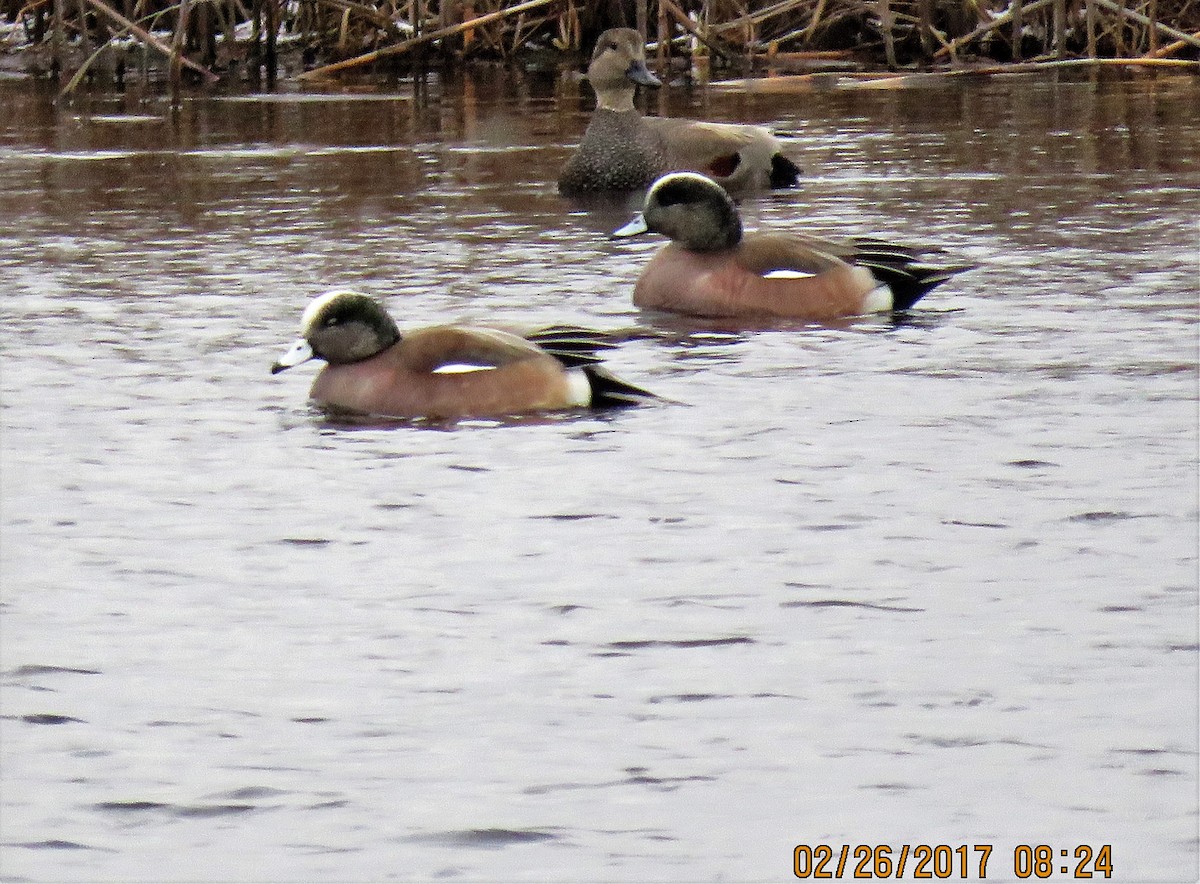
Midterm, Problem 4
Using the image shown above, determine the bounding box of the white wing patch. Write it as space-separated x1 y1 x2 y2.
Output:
432 364 498 375
762 269 816 280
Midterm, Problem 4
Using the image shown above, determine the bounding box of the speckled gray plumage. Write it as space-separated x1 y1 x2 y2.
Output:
558 109 667 195
558 27 801 194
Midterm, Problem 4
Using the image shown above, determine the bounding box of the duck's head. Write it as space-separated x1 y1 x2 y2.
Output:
586 28 661 112
613 172 743 252
272 289 401 374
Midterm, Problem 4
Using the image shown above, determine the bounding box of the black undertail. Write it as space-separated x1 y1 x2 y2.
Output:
769 153 802 188
851 238 976 311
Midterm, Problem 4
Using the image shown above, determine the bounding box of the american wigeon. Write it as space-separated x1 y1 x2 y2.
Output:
271 290 655 419
613 172 975 321
558 28 801 195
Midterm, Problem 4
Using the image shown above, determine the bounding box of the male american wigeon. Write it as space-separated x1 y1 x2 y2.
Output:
613 172 975 321
558 28 800 195
271 290 655 419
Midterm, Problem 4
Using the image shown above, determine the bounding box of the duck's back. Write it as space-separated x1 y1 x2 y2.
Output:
558 109 665 194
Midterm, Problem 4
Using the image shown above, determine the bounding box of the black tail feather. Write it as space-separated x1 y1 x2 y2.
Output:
524 327 656 408
769 153 802 188
852 234 977 311
857 258 976 311
583 365 658 408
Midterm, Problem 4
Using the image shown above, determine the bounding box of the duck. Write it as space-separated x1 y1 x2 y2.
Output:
271 289 655 419
612 172 975 321
609 172 974 321
558 28 801 196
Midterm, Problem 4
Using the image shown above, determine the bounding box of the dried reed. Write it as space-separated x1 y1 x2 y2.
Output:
0 0 1192 95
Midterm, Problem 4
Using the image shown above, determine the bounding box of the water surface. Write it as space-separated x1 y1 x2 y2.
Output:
1 69 1197 881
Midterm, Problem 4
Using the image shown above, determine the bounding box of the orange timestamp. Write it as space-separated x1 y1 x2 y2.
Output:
793 844 1114 879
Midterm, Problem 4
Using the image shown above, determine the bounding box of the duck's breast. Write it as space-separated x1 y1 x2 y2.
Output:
559 109 665 193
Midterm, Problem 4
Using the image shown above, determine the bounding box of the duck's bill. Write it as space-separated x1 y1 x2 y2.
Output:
612 213 649 238
626 60 662 88
271 338 314 374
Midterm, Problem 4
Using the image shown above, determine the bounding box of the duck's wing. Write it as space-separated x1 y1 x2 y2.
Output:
737 232 977 309
398 326 550 374
522 325 621 367
734 232 857 276
645 119 771 179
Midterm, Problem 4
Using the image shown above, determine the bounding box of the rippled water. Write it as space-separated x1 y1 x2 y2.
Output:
1 69 1197 882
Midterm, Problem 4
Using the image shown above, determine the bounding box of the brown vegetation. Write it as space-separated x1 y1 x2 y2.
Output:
2 0 1196 95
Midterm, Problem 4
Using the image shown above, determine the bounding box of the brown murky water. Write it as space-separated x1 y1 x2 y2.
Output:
1 68 1197 881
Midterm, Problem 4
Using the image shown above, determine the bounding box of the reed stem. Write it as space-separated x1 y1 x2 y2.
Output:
13 0 1198 90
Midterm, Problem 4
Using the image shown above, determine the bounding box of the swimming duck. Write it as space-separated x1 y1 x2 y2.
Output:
613 172 975 320
271 290 655 419
558 28 800 195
